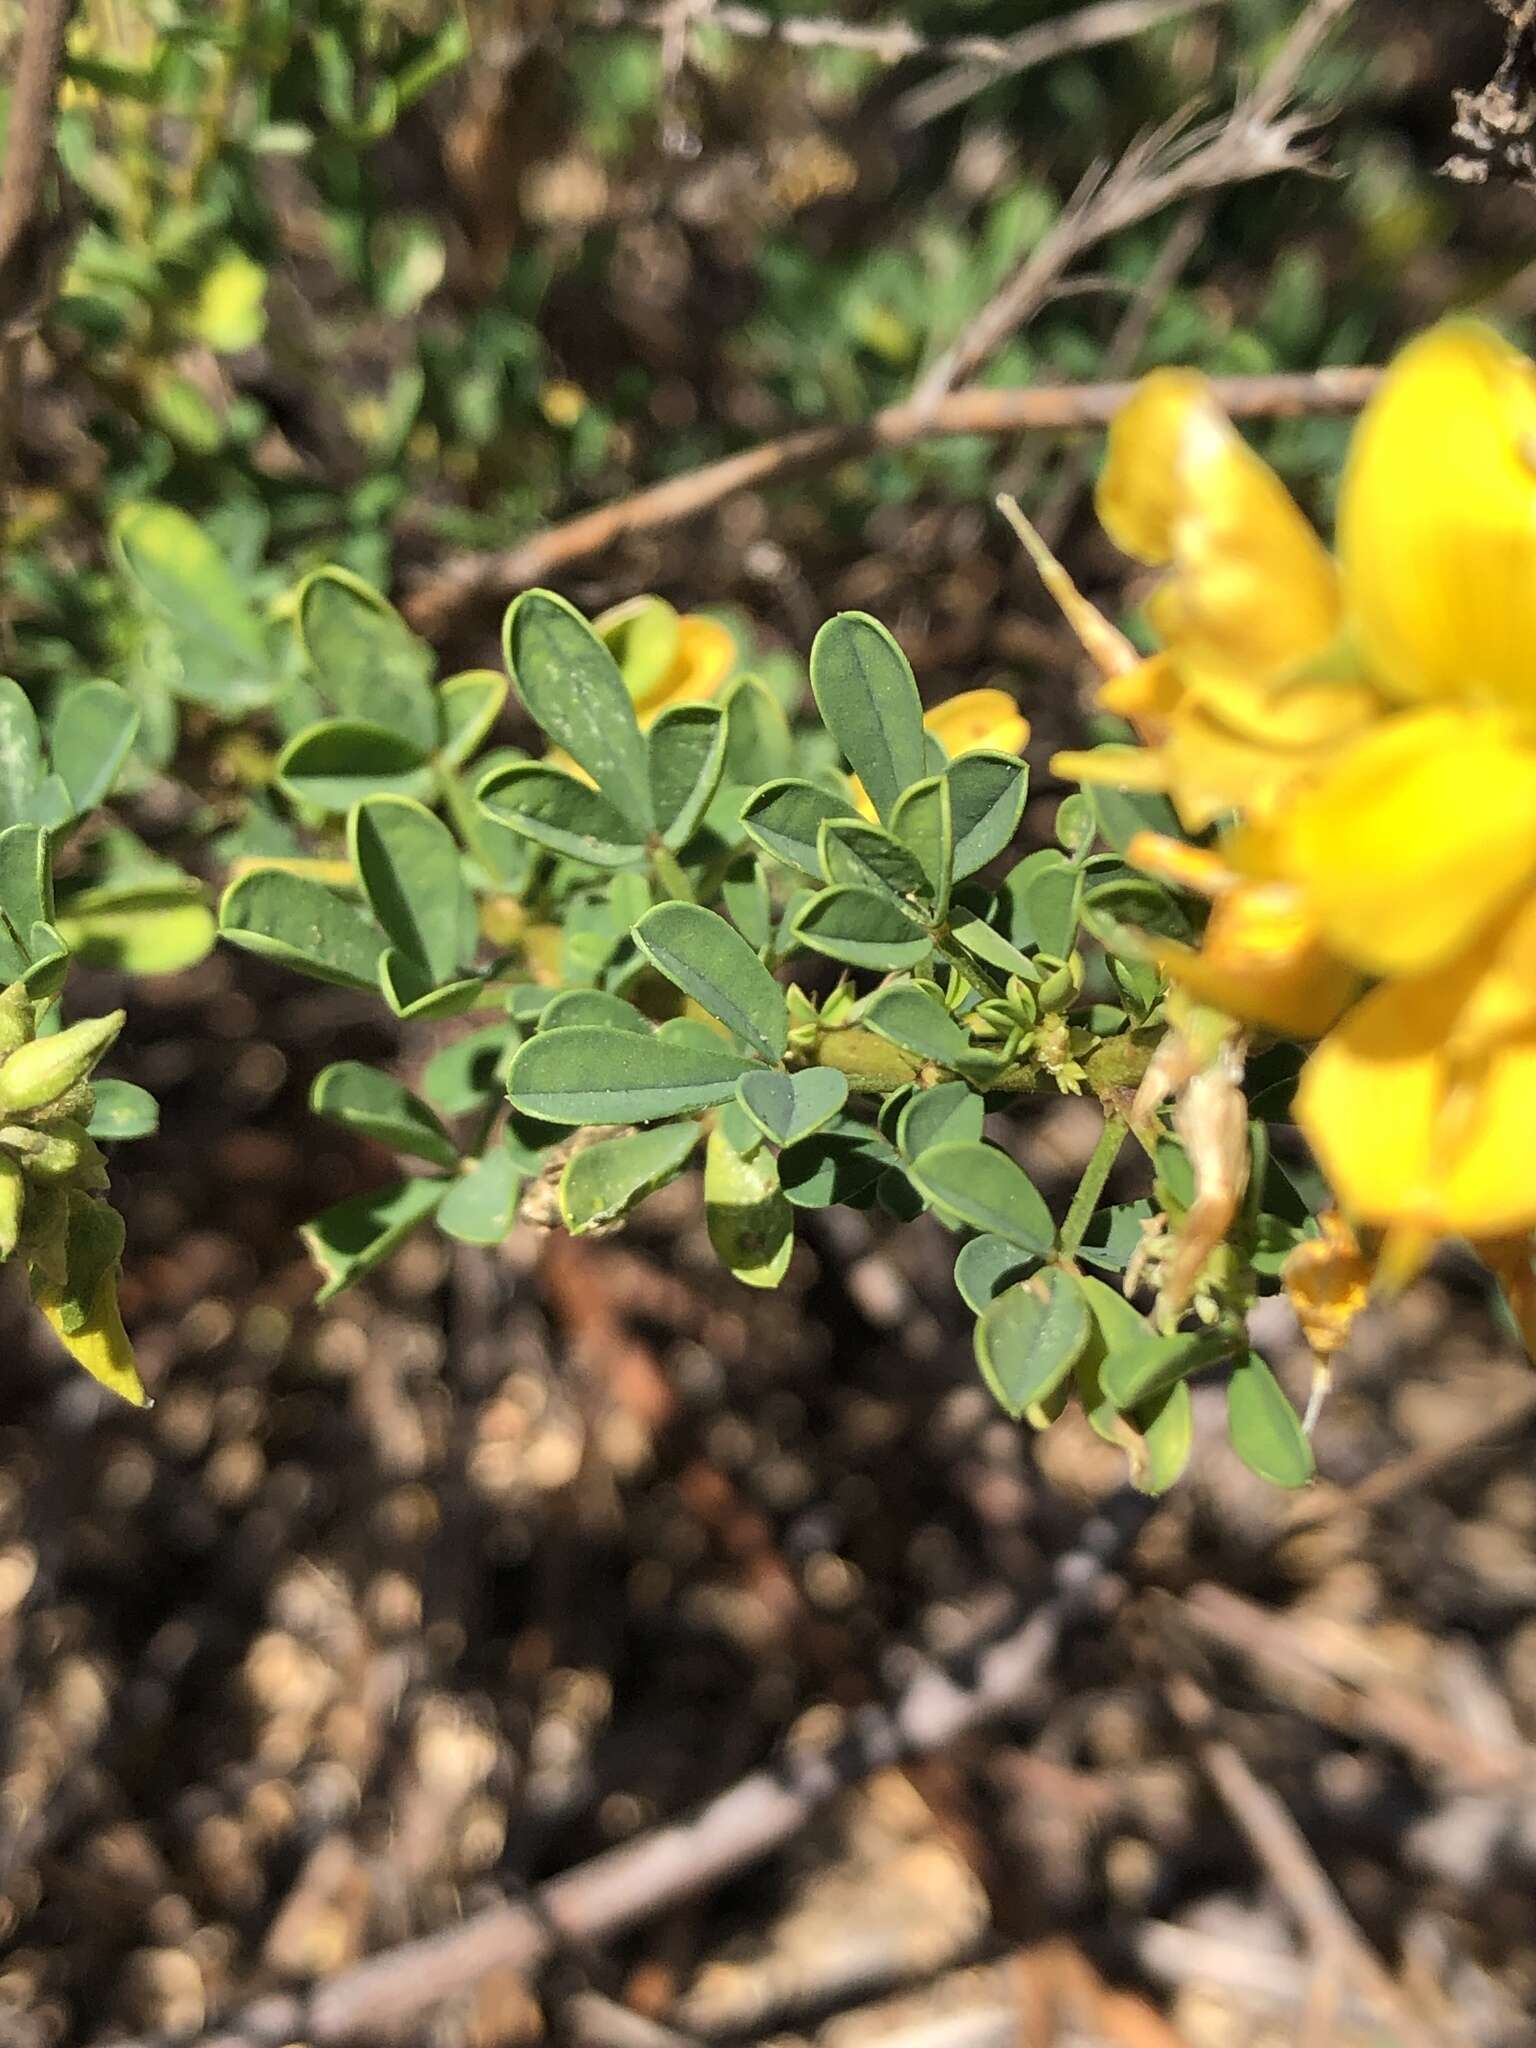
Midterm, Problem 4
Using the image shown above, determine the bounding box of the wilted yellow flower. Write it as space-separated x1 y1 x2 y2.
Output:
852 688 1030 818
1282 1210 1370 1360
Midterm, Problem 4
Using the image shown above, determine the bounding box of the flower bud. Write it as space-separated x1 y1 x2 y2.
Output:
25 1121 109 1190
0 1011 124 1116
0 983 33 1061
0 1154 23 1259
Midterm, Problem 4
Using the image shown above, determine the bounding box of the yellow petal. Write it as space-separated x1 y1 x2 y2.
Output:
1151 882 1357 1039
1278 708 1536 975
1097 654 1183 741
1297 975 1451 1228
1097 369 1342 690
37 1271 149 1407
636 615 736 722
1050 744 1171 794
1441 1033 1536 1236
923 688 1030 760
1340 320 1536 710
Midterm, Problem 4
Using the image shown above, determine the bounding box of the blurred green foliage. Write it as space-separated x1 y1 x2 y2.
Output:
1 0 1508 694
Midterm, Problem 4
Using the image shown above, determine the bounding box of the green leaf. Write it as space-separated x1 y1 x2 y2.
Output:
809 612 924 823
437 1147 523 1245
1080 876 1199 956
277 719 431 812
421 1024 518 1114
1075 1199 1157 1273
737 1066 848 1145
1089 781 1181 857
705 1123 793 1288
56 893 216 975
113 503 276 712
299 567 437 753
722 674 793 787
818 817 931 905
953 1233 1036 1314
1141 1383 1195 1494
379 953 482 1020
649 703 726 849
741 777 858 874
350 795 473 987
908 1140 1054 1253
948 751 1028 879
219 869 385 990
779 1114 897 1208
864 984 970 1069
896 1079 984 1161
1227 1352 1316 1488
504 590 652 829
477 761 648 869
1099 1328 1234 1410
507 1026 754 1125
1075 1277 1196 1495
1006 849 1078 957
633 902 787 1061
438 669 508 768
946 909 1039 983
790 886 933 970
86 1079 159 1141
560 1121 701 1232
542 989 650 1034
0 823 52 978
0 680 44 830
302 1178 445 1303
974 1268 1091 1420
49 682 140 818
311 1061 460 1168
721 856 772 951
891 774 952 918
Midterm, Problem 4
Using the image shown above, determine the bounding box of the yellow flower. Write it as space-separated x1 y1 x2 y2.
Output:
1045 318 1536 1302
1048 369 1383 831
851 689 1030 818
595 597 736 727
549 598 738 781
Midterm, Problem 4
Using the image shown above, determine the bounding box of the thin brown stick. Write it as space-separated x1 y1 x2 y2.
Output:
1296 1377 1536 1525
1165 1674 1454 2048
103 1494 1148 2048
911 110 1315 410
577 0 1220 76
898 0 1221 126
0 0 77 643
0 0 72 284
1027 196 1214 547
1178 1581 1535 1792
910 0 1354 408
99 1490 1146 2048
401 363 1377 633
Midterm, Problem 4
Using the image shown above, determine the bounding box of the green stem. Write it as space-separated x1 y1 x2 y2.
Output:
1059 1112 1128 1260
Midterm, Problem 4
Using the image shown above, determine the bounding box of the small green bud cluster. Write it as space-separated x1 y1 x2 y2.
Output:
0 988 123 1265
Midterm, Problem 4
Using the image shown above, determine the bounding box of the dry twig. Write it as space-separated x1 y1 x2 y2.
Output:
910 0 1354 406
0 0 77 622
1178 1582 1536 1792
104 1493 1151 2048
576 0 1219 80
402 364 1376 633
1165 1674 1456 2048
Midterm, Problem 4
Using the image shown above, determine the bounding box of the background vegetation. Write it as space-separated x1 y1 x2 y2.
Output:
3 4 1536 2046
